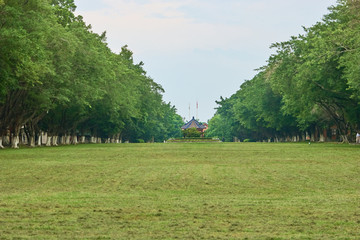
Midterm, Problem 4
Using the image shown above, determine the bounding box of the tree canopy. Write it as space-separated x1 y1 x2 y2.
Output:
0 0 183 148
207 0 360 143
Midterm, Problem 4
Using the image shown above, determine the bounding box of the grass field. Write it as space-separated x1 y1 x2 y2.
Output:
0 142 359 239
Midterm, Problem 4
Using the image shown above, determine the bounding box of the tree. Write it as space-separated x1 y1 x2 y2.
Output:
0 0 67 147
208 0 360 143
206 114 233 141
266 6 360 142
183 128 202 138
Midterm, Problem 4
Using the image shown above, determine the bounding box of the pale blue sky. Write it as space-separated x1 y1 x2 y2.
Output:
74 0 337 122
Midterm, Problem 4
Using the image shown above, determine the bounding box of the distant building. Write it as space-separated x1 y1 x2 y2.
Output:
181 117 207 133
202 123 208 131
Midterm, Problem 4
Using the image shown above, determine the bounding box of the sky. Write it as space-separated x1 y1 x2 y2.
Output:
74 0 338 122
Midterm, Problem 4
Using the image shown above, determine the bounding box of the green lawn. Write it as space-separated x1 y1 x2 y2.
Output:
0 143 359 239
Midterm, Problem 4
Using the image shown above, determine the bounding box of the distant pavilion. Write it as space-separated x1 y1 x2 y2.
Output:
181 117 207 133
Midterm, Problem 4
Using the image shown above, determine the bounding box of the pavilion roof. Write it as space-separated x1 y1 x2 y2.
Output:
181 117 206 130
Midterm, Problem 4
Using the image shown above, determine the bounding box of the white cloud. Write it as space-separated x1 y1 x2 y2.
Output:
76 0 262 54
75 0 338 121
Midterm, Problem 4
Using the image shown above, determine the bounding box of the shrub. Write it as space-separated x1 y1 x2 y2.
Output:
166 137 221 143
183 128 202 138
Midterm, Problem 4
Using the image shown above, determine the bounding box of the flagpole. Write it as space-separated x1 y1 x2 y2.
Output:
196 101 198 120
189 103 191 121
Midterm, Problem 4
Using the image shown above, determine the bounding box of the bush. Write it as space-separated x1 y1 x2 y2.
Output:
166 138 221 143
136 139 145 143
183 128 202 138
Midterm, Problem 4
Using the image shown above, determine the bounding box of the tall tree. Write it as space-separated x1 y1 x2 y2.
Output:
0 0 64 147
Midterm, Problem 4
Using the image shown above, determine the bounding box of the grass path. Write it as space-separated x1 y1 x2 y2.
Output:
0 143 359 239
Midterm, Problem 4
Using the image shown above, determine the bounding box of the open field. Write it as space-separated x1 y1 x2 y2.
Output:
0 143 359 239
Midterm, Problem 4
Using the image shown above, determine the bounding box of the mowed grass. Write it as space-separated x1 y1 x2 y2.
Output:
0 143 359 239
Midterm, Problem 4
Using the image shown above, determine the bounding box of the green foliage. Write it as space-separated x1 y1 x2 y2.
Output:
206 114 233 142
209 0 360 143
167 137 219 142
0 0 67 141
0 0 183 145
183 127 202 138
50 0 76 26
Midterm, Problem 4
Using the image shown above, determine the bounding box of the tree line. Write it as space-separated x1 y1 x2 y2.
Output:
207 0 360 143
0 0 183 148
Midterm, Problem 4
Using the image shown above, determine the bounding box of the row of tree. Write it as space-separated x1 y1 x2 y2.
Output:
0 0 183 148
207 0 360 143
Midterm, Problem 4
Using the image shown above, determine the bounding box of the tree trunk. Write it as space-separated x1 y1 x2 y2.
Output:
115 133 121 143
71 135 78 145
52 135 58 146
65 135 71 145
4 131 10 146
20 128 27 145
24 125 34 147
11 135 20 148
60 135 65 145
0 137 4 149
46 136 52 146
11 127 20 149
340 134 349 143
42 132 48 145
37 132 42 146
29 135 36 147
311 133 315 142
24 126 36 147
